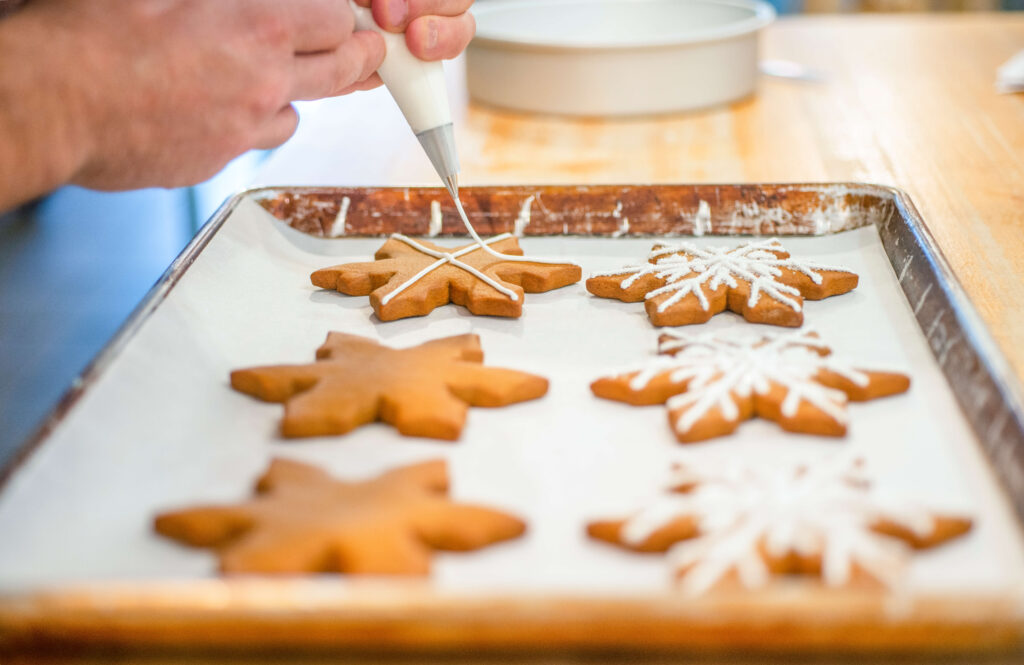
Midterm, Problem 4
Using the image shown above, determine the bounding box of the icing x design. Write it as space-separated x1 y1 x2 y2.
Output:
649 330 868 434
593 238 850 313
621 457 963 595
382 196 566 304
382 233 519 304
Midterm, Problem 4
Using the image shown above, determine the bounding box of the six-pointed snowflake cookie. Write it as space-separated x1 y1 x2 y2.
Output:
587 239 858 327
155 458 526 575
312 233 581 321
587 456 972 595
592 330 910 442
231 332 549 440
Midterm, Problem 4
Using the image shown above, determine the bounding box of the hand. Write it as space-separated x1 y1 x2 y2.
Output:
1 0 386 193
348 0 475 92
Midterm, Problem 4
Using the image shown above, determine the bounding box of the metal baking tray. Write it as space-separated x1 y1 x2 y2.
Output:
1 184 1023 655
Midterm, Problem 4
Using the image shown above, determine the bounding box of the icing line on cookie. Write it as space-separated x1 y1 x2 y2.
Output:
591 238 853 313
619 456 947 595
380 196 573 306
382 233 521 304
622 330 870 436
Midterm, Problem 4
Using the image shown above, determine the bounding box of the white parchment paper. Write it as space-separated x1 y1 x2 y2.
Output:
0 196 1022 601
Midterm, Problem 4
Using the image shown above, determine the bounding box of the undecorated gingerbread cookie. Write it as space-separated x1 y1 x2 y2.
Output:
587 238 858 327
232 332 548 440
588 457 972 595
156 458 526 575
591 330 909 442
312 234 581 320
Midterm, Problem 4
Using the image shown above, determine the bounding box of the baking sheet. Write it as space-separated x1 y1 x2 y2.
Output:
1 190 1023 651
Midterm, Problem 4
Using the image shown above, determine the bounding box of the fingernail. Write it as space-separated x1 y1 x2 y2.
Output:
426 18 440 50
387 0 407 27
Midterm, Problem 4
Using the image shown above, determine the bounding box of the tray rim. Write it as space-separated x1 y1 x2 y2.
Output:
3 182 1024 653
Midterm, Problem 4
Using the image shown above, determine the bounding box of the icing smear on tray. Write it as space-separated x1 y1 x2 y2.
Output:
618 456 970 595
592 238 851 314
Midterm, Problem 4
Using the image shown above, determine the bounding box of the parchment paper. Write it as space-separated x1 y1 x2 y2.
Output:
0 196 1022 602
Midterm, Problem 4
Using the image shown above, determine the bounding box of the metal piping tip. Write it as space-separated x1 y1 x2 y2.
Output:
444 174 459 201
416 123 460 201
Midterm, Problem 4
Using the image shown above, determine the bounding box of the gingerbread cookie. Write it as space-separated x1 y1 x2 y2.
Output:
588 457 972 595
587 238 858 327
312 234 581 321
155 458 526 575
232 333 548 440
591 330 909 442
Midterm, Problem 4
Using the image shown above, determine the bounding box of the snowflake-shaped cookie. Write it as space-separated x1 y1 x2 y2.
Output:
587 238 858 327
588 457 972 595
156 458 525 575
591 330 910 442
312 233 581 321
231 332 549 440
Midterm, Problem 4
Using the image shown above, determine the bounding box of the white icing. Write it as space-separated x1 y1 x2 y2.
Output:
428 200 443 237
380 233 521 305
590 238 853 315
611 202 630 238
328 196 350 238
730 201 794 230
619 456 951 596
621 330 871 436
693 200 712 236
513 195 534 237
451 195 569 268
377 195 574 308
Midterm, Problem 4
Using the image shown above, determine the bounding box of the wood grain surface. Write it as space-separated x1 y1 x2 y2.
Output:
11 12 1014 664
257 13 1024 383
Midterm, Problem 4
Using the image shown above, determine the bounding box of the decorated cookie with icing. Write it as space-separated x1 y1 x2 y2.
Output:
231 332 549 440
588 457 972 595
155 458 526 575
591 330 910 442
586 238 858 327
312 234 581 321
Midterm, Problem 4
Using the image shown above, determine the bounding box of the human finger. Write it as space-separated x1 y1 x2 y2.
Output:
289 31 385 100
333 73 385 96
370 0 473 33
405 12 474 61
406 0 475 21
282 0 355 53
252 105 301 150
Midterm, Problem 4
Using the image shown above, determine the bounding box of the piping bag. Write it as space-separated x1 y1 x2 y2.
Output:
348 3 463 217
349 2 561 298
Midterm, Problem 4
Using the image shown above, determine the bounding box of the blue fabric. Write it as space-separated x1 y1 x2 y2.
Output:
766 0 803 13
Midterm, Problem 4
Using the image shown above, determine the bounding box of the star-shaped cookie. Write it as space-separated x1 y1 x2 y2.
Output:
591 330 909 442
311 233 582 321
231 332 549 440
155 458 526 575
588 457 971 595
587 238 858 327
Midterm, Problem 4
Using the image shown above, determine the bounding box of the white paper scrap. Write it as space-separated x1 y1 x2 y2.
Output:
997 49 1024 94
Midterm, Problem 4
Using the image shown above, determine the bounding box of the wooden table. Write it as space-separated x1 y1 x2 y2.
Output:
10 13 1020 665
257 12 1024 383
